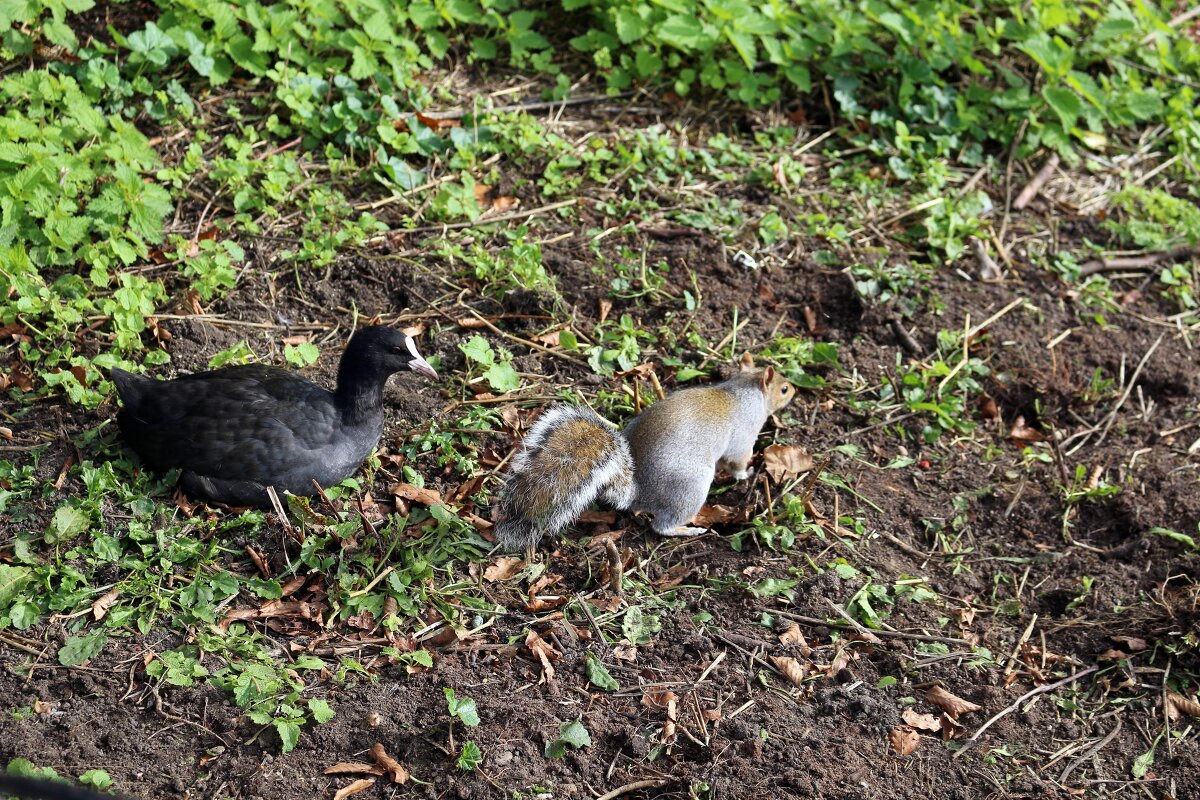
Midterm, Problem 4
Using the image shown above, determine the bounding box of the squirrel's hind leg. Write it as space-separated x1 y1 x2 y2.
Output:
645 475 712 537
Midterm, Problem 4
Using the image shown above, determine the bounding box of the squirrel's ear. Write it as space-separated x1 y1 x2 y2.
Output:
759 366 775 391
740 352 755 370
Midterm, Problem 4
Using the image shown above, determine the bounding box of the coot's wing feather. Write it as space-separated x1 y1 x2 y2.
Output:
118 366 343 480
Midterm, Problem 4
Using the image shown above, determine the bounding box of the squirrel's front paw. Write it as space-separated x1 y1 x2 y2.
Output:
732 466 754 481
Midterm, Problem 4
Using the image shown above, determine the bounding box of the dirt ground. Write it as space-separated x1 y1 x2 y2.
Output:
3 108 1200 798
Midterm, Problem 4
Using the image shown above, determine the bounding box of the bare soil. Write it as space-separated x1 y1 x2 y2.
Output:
3 121 1199 800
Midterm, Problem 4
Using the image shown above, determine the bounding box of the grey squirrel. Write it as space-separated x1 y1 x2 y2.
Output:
494 354 795 551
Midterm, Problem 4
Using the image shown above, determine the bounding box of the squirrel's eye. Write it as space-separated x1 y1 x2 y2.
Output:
781 385 790 394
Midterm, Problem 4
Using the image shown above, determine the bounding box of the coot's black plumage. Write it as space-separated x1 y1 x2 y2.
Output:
112 326 437 507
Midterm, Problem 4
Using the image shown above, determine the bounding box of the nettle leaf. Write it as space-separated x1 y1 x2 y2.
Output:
308 698 335 724
659 15 708 51
275 720 301 753
545 719 591 759
457 741 482 770
59 631 107 666
444 687 481 727
1043 85 1083 128
614 8 647 44
483 361 521 393
459 335 495 365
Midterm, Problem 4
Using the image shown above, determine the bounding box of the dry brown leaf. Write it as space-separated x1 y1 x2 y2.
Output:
91 588 120 622
691 504 748 527
525 630 559 684
414 112 460 131
641 688 677 710
598 298 613 324
369 742 410 784
32 699 51 714
281 334 309 346
889 726 920 756
9 368 33 392
662 693 678 743
483 557 524 582
902 708 941 732
770 656 807 689
324 763 384 776
333 778 376 800
532 329 562 347
578 510 619 524
1112 635 1148 651
388 482 442 506
761 444 815 483
1008 415 1046 443
1166 692 1200 722
939 712 963 740
927 685 982 719
492 195 519 212
778 622 808 647
1098 648 1130 661
612 645 638 661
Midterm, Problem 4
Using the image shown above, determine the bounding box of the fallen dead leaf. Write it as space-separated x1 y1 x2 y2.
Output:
769 656 807 689
978 395 999 419
612 645 638 661
778 622 808 648
483 556 524 582
939 712 963 740
333 778 376 800
927 685 982 719
1112 635 1148 651
281 334 309 346
641 688 677 710
598 297 612 324
32 699 51 714
525 630 559 684
762 444 814 483
1008 415 1046 443
533 329 562 347
324 763 385 777
691 504 747 527
414 112 460 131
492 195 519 212
889 726 920 755
388 482 442 506
91 588 120 622
1166 692 1200 722
901 708 941 733
369 742 410 784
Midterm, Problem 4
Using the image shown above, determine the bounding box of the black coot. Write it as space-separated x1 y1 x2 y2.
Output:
112 326 438 507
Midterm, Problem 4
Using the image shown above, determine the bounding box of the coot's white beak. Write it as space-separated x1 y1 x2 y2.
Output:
404 336 438 379
409 355 438 379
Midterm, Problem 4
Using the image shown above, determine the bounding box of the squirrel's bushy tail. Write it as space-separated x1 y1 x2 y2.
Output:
493 405 634 552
